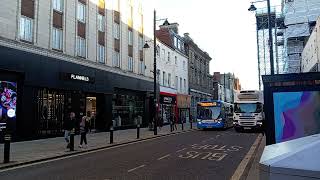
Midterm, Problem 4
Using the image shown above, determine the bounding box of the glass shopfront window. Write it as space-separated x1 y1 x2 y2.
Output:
112 94 144 127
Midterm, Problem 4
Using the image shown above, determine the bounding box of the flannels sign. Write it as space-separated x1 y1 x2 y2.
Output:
61 73 95 83
70 74 90 82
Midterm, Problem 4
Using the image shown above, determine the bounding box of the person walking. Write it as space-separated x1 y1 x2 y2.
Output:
64 112 76 149
79 111 91 148
173 114 178 131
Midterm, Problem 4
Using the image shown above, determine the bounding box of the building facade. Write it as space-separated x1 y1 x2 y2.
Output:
0 0 155 140
183 33 212 120
282 0 320 73
302 17 320 72
155 21 190 124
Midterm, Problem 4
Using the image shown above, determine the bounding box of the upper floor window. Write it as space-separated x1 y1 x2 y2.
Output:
180 77 182 92
98 45 105 63
20 16 33 42
175 56 177 65
113 51 120 67
168 73 171 87
77 2 86 22
139 61 145 75
98 14 105 32
128 30 133 46
168 52 170 62
113 23 120 39
138 35 143 50
52 27 63 50
183 61 186 70
163 72 166 86
52 0 63 12
162 49 165 61
128 56 133 72
175 76 178 89
184 79 186 93
77 36 86 57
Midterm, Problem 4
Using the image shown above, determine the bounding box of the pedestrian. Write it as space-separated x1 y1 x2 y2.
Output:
158 116 163 131
173 114 178 131
170 115 174 131
63 112 76 149
79 111 91 148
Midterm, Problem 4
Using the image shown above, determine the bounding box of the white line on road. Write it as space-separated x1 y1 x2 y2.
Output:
176 148 187 153
127 165 146 173
157 154 171 160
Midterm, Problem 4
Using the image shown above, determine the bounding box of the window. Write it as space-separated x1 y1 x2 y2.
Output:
20 16 33 42
175 76 178 89
98 45 105 63
174 37 178 48
52 0 63 12
139 61 145 75
175 56 177 65
168 52 170 62
184 79 186 93
168 73 171 87
163 72 166 86
52 27 63 50
113 51 120 67
138 35 143 50
77 2 86 22
113 23 120 39
162 49 165 61
183 61 186 70
180 77 182 92
98 14 105 32
128 56 133 71
77 36 86 57
128 30 133 46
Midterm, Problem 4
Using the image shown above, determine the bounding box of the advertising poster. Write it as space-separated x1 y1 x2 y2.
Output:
273 91 320 143
0 80 17 132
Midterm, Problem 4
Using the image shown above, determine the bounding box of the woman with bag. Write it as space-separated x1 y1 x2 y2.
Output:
79 111 91 148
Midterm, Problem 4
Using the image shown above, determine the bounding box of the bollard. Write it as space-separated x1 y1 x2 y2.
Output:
170 123 173 132
137 124 140 139
110 126 114 144
190 121 193 129
3 134 11 163
69 130 75 151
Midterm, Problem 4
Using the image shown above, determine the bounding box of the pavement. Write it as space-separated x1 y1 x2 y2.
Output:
0 123 194 169
0 128 259 180
245 136 266 180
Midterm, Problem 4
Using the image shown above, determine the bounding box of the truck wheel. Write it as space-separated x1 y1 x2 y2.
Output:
235 127 241 132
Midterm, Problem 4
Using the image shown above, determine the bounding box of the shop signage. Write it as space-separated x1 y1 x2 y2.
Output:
160 95 176 104
0 123 6 131
62 73 95 83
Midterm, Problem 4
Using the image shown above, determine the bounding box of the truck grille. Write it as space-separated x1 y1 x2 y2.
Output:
240 122 256 126
239 116 255 120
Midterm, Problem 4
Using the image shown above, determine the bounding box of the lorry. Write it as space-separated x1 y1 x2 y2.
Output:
233 90 264 132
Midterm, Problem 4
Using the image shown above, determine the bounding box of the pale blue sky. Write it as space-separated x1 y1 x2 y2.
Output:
144 0 281 90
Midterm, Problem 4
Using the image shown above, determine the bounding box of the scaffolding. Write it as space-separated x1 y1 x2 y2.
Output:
255 8 285 90
282 0 320 73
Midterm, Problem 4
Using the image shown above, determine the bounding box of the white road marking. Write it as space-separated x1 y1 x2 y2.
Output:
176 148 187 153
0 130 194 173
157 154 171 160
127 165 146 173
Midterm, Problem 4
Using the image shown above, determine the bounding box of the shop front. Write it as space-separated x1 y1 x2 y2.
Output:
177 94 191 123
159 92 177 124
0 45 153 141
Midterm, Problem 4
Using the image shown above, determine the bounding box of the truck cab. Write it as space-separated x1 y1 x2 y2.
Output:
233 90 264 132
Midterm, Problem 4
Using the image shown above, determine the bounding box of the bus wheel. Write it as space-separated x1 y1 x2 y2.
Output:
235 127 241 132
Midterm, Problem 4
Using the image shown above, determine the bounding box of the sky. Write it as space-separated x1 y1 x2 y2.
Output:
143 0 281 90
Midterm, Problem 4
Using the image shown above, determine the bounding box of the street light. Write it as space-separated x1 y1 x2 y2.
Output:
143 9 166 136
249 0 275 75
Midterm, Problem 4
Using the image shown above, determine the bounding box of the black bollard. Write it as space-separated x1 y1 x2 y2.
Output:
137 124 140 139
3 134 11 163
69 130 74 151
110 126 114 144
190 121 193 129
182 121 184 131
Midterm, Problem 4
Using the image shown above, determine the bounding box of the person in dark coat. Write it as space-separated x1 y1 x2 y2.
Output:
64 112 76 149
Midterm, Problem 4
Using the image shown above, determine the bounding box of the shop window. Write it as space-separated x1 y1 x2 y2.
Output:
112 94 144 127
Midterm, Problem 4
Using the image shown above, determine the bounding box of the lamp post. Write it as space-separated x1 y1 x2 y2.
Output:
143 9 166 136
249 0 275 75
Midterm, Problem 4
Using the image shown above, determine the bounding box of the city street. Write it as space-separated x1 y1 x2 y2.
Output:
0 129 258 180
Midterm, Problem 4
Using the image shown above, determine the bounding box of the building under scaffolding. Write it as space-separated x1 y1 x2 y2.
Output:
282 0 320 73
255 8 285 90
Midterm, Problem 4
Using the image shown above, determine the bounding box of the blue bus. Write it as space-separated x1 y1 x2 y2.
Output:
197 101 234 129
